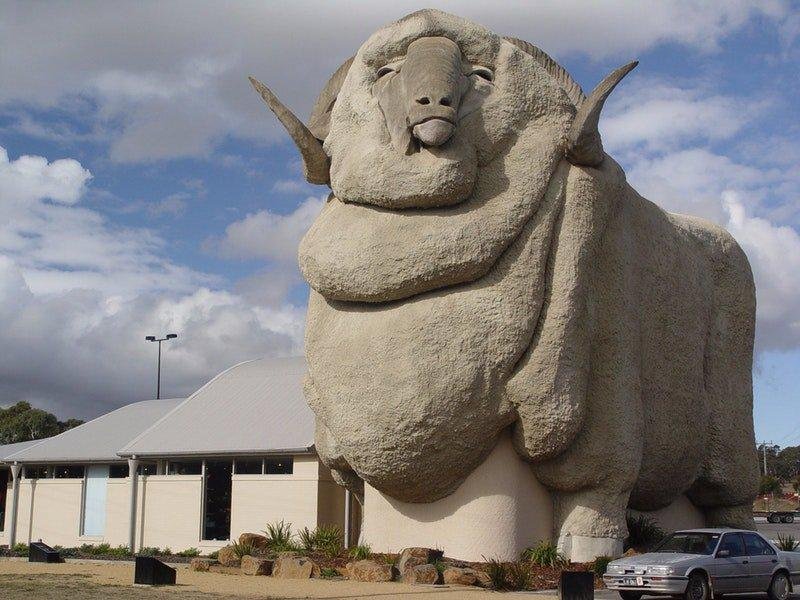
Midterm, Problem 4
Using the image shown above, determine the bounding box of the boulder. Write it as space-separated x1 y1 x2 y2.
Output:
272 552 319 579
442 566 480 586
189 558 212 572
241 555 273 576
346 559 395 582
395 547 443 574
217 545 240 567
402 563 440 585
238 532 269 552
474 570 492 588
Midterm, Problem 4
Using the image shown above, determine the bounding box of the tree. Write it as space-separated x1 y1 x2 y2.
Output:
759 475 782 496
0 402 84 444
773 446 800 481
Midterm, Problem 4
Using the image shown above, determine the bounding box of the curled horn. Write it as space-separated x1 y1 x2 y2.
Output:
248 76 330 185
308 56 354 141
566 61 638 167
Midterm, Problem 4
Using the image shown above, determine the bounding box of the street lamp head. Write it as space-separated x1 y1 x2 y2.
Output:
166 333 178 339
145 336 156 342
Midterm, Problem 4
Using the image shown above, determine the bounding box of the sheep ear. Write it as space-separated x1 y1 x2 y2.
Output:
566 61 637 167
249 77 330 185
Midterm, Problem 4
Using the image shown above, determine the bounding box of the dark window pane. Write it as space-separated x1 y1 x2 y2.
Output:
235 459 262 475
54 465 85 479
718 533 746 557
743 533 775 555
168 461 202 475
24 466 48 479
0 469 8 531
203 460 232 541
109 464 129 478
265 457 293 475
137 463 157 476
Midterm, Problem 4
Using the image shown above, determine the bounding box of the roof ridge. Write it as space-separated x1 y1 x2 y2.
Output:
117 357 263 457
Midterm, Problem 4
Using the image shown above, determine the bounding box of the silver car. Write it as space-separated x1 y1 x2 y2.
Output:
604 528 800 600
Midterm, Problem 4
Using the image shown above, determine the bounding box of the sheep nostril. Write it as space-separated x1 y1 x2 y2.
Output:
439 97 451 107
416 97 431 105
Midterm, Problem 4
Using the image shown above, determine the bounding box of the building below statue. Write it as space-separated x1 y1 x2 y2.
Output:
362 431 709 562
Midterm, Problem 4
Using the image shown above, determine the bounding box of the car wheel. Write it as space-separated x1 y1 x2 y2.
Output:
684 572 709 600
619 592 643 600
783 514 794 523
767 572 791 600
768 515 779 523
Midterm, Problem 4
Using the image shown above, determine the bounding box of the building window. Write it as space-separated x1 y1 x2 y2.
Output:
0 469 8 531
109 464 130 478
24 465 48 479
265 457 293 475
138 463 157 476
54 465 85 479
203 460 232 541
234 459 262 475
167 461 202 475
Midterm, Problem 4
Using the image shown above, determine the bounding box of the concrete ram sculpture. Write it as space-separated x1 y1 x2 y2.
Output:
250 9 759 561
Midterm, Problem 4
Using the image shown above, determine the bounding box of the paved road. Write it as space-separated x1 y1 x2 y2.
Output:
756 515 800 542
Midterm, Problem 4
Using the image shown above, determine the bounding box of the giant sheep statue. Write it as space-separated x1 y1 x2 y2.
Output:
250 9 759 561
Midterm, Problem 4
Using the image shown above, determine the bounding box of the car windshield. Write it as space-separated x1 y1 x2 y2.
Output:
653 532 720 555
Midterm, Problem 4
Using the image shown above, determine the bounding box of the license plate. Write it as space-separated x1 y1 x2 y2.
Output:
623 577 644 586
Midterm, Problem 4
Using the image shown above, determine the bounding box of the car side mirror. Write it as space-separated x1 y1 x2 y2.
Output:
717 549 730 558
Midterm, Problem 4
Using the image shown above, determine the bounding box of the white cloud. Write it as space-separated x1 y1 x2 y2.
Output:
602 81 758 154
0 146 305 418
0 147 91 205
0 1 791 162
213 196 325 262
147 192 190 217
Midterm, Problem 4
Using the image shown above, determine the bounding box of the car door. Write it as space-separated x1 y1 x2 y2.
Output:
742 532 778 591
710 532 751 593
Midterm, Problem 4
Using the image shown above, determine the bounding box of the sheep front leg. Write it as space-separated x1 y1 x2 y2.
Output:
554 488 629 561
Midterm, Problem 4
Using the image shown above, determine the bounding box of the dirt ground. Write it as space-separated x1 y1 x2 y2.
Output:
0 559 554 599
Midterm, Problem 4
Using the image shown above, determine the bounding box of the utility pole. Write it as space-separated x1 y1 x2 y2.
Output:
145 333 178 399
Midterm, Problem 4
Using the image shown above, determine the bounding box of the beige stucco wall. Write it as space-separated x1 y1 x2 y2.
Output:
362 433 553 561
1 454 346 553
230 456 345 539
138 475 203 552
19 479 85 547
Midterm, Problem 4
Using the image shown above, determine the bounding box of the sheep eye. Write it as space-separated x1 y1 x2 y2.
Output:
471 67 493 82
376 66 396 78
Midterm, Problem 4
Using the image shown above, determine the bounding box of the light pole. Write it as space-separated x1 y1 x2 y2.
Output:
145 333 177 399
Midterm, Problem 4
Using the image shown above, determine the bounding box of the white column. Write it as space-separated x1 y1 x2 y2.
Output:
127 457 139 553
7 463 22 547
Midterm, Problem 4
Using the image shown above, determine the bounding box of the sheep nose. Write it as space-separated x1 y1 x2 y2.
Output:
415 96 451 107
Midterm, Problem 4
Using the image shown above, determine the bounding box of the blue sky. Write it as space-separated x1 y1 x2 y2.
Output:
0 1 798 446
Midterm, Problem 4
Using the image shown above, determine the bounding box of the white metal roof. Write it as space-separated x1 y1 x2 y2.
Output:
0 440 40 463
4 398 184 464
119 356 314 458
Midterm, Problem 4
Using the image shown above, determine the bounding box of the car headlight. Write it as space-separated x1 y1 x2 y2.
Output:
647 565 675 575
606 563 625 574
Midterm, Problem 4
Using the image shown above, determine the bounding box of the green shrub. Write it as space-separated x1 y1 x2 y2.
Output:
137 546 162 557
483 557 508 590
12 543 29 557
507 561 532 591
298 527 316 552
776 534 799 551
348 543 372 561
315 524 343 557
231 540 256 559
207 550 219 560
521 540 567 567
263 520 296 552
319 567 340 578
431 558 447 575
593 555 613 576
177 547 200 557
625 514 666 551
107 545 131 557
